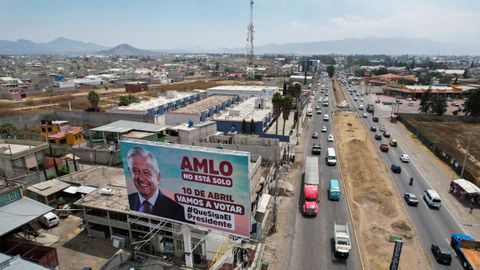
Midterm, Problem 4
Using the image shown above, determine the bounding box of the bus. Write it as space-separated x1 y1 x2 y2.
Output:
328 179 341 201
326 147 337 166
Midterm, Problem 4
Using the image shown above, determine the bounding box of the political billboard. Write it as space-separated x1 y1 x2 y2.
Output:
120 139 251 238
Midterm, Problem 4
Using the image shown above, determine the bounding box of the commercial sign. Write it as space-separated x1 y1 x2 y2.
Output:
120 140 251 238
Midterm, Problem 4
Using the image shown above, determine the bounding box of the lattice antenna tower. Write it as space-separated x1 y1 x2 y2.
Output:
246 0 255 67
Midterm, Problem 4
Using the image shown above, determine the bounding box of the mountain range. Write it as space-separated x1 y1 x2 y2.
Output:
0 37 477 55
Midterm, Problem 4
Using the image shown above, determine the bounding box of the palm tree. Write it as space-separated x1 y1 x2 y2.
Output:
272 92 283 135
282 95 293 136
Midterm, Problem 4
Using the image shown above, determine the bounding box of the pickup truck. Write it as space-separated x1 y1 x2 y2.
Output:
334 222 351 258
451 233 480 270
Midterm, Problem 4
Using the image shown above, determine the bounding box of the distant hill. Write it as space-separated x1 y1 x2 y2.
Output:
220 37 479 55
0 37 108 54
98 44 154 56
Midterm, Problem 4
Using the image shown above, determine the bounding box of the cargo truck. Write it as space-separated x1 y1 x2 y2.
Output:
334 222 351 258
303 156 319 216
451 233 480 270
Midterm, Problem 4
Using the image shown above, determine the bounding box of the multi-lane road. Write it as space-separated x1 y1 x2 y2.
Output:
339 74 467 269
285 75 361 270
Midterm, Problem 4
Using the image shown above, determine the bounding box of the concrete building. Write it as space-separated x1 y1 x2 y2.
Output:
165 121 218 145
0 140 49 186
111 91 200 124
382 84 463 97
207 85 278 99
39 120 85 145
289 75 313 84
214 97 279 140
26 179 71 207
73 75 104 86
164 95 238 126
0 77 27 100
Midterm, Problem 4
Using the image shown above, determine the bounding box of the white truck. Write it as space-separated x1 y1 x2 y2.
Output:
334 222 351 258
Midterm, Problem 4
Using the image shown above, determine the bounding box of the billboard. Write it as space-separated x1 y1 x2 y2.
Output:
120 139 251 238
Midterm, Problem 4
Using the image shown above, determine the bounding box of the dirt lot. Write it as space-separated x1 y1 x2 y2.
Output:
401 114 480 184
332 78 347 105
0 79 244 117
334 112 431 270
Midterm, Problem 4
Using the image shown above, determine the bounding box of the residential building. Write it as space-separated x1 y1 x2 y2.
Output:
39 120 84 145
207 85 279 99
125 81 148 93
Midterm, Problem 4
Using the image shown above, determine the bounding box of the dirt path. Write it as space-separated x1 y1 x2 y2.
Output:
332 77 347 105
334 111 431 270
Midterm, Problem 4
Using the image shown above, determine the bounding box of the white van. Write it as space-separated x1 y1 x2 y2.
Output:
326 148 337 166
39 212 59 228
307 109 313 117
358 104 364 110
423 189 441 208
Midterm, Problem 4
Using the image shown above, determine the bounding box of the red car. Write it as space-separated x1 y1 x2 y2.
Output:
380 143 389 152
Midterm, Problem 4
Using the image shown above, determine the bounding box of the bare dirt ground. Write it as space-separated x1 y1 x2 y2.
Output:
332 78 347 105
0 79 243 117
334 112 431 270
401 115 480 184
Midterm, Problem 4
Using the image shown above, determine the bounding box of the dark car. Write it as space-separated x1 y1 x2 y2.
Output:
380 143 389 152
372 116 379 122
431 244 452 265
391 164 401 173
404 193 419 206
383 131 390 138
375 133 382 140
370 126 377 132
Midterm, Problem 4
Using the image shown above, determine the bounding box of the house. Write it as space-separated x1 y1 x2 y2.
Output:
39 120 84 145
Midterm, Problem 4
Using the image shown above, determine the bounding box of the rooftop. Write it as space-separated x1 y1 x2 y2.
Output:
214 97 273 122
90 120 167 134
48 127 83 139
74 185 130 213
208 85 278 93
0 197 53 236
27 179 71 197
0 140 48 156
114 91 198 111
56 166 126 188
172 95 234 114
0 253 50 270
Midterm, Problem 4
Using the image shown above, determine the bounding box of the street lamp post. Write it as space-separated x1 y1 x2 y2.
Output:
460 132 473 178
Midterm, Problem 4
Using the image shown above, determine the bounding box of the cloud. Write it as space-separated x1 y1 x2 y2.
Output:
289 21 311 29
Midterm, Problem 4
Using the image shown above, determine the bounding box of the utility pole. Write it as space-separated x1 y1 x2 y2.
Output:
461 132 473 178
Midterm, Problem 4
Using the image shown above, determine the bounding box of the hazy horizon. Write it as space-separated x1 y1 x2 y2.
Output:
1 0 479 50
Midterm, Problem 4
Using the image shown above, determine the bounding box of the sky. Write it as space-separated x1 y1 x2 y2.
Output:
1 0 480 50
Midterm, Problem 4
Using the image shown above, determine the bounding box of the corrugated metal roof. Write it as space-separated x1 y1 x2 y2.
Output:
0 253 51 270
0 197 53 236
90 120 167 133
454 179 480 194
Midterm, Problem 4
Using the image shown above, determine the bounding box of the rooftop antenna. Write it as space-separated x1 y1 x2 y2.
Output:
246 0 255 68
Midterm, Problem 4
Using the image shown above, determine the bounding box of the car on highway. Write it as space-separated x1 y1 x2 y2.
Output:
383 131 390 138
323 114 330 121
375 133 382 140
316 105 321 110
408 101 414 106
380 143 389 152
372 116 379 122
370 126 377 132
375 99 381 103
391 164 401 173
325 93 329 96
353 97 358 101
400 154 410 163
312 132 318 139
430 244 452 265
316 109 322 114
321 126 327 133
358 104 364 110
360 98 364 102
379 125 385 132
404 193 419 206
328 134 334 142
362 112 368 118
389 139 398 147
311 144 321 155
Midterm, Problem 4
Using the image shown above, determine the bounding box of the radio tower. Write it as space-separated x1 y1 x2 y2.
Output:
247 0 254 68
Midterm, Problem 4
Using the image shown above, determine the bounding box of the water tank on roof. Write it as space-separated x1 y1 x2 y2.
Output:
99 187 114 196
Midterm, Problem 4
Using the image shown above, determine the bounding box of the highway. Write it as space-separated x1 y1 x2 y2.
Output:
286 74 361 270
338 74 466 270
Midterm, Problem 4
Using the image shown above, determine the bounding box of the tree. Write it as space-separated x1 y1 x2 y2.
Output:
87 90 99 107
0 123 17 138
250 119 255 134
419 89 432 114
463 89 480 117
283 80 287 96
118 94 138 106
373 67 388 76
430 95 447 116
272 92 283 135
326 65 335 78
463 68 470 79
241 119 247 133
281 95 293 136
